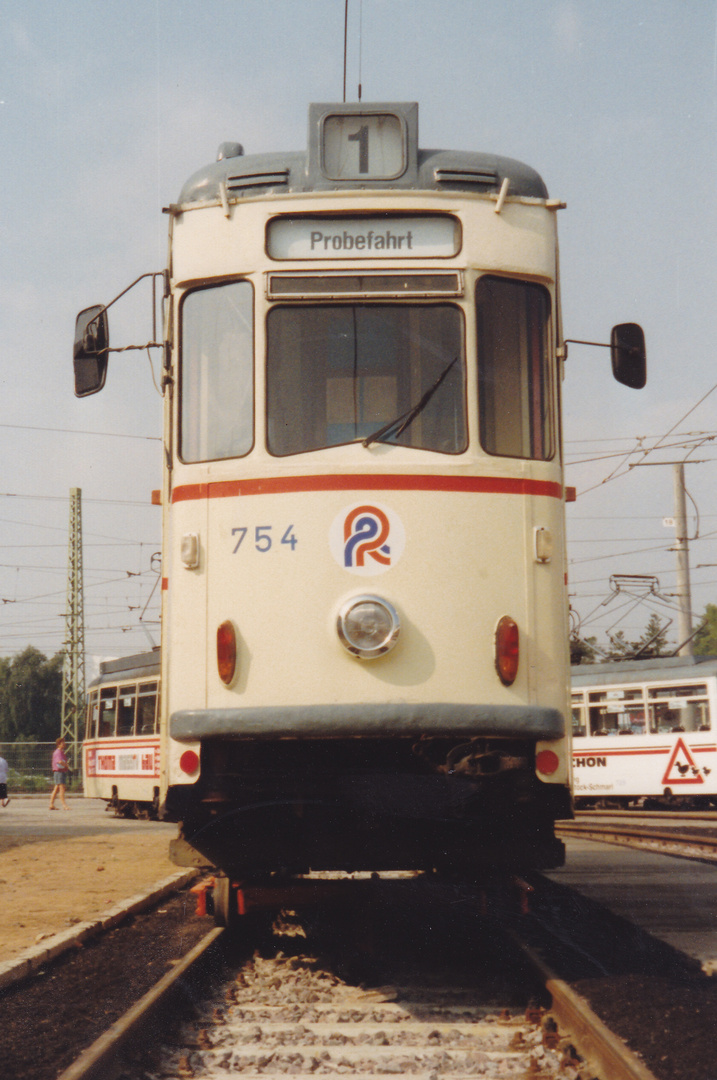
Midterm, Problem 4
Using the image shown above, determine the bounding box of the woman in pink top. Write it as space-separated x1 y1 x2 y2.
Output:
49 737 69 810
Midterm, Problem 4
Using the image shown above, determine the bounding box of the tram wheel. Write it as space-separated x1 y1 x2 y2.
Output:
212 876 239 928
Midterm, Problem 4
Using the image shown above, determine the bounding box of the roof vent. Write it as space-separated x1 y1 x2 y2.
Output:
226 167 290 192
434 165 498 188
217 142 244 162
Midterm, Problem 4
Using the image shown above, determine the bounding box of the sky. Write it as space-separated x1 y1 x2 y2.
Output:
1 0 716 675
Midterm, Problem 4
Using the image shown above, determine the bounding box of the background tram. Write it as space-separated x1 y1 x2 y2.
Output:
572 656 717 808
83 651 161 818
73 101 645 890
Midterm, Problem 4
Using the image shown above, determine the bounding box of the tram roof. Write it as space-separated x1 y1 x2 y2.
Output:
571 655 717 688
178 148 548 206
88 649 160 689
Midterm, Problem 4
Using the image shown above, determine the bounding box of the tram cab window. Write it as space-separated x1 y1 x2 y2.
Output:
117 686 137 736
137 682 158 734
179 281 254 462
266 304 465 455
476 277 553 460
99 688 117 737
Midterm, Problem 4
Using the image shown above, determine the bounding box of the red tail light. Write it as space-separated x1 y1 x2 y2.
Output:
217 620 237 685
179 749 200 775
536 749 560 775
495 615 519 685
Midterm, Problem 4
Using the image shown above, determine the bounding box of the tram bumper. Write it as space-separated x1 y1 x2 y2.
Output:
170 701 565 741
167 702 568 875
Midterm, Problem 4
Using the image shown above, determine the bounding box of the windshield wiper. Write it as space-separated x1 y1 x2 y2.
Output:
362 356 459 448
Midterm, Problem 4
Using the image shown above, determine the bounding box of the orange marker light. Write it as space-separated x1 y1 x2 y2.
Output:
495 616 519 685
217 620 237 685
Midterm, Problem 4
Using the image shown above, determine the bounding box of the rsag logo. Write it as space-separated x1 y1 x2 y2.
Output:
329 503 405 576
344 506 390 568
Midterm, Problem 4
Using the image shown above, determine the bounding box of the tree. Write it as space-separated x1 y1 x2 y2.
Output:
694 604 717 656
605 614 672 660
634 614 671 658
570 635 597 665
0 647 64 742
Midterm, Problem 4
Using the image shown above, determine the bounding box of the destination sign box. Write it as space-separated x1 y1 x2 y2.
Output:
267 216 460 260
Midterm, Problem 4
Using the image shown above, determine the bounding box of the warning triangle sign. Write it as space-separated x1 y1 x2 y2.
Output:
661 737 704 786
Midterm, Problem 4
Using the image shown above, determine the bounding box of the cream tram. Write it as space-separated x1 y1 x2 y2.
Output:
73 102 645 896
82 650 161 817
572 656 717 808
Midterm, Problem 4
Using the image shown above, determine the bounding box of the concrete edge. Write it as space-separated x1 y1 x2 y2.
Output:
0 868 198 993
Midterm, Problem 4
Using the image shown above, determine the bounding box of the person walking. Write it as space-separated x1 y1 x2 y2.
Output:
49 737 70 810
0 752 9 806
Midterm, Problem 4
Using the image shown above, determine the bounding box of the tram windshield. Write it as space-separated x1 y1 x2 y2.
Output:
179 279 554 462
266 303 465 456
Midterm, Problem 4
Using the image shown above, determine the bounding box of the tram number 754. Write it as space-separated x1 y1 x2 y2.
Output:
231 525 298 554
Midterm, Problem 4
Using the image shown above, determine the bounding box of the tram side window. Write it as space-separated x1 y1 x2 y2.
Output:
179 281 254 462
99 688 117 737
86 690 99 739
476 277 553 460
587 689 646 735
648 684 710 732
266 303 466 455
117 686 137 736
571 699 586 737
137 682 158 734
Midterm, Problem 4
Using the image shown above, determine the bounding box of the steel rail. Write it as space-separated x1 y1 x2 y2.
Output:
509 932 660 1080
556 819 717 859
575 808 717 821
56 926 224 1080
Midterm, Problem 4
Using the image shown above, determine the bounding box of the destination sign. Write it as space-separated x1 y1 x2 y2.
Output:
267 216 460 260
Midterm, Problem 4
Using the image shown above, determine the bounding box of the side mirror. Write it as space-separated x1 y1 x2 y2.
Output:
73 305 109 397
611 322 646 389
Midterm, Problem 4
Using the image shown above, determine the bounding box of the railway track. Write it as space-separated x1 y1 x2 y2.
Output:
557 814 717 861
55 875 662 1080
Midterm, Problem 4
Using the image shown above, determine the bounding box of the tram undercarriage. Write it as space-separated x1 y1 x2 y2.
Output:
167 736 568 876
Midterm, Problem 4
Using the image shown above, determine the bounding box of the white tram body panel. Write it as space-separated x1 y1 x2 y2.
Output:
73 102 645 876
165 187 567 716
572 657 717 807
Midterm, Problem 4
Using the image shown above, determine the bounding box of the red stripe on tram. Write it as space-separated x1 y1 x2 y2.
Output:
171 474 564 503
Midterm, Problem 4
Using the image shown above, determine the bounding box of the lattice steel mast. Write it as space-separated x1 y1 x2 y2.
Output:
61 487 86 768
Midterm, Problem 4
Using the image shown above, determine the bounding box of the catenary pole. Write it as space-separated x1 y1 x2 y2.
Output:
673 462 694 657
60 487 86 769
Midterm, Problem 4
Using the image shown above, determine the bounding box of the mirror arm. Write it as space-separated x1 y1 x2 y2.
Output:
563 337 610 349
107 342 164 353
103 271 164 315
565 336 644 361
85 271 165 336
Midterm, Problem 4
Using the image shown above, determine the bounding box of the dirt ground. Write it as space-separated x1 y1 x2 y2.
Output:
0 803 180 964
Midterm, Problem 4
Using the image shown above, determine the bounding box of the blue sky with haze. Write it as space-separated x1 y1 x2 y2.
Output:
1 0 716 669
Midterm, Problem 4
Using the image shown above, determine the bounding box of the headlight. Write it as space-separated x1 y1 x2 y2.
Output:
337 595 400 660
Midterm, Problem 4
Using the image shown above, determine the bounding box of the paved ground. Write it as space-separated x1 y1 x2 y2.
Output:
0 793 176 843
547 838 717 974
